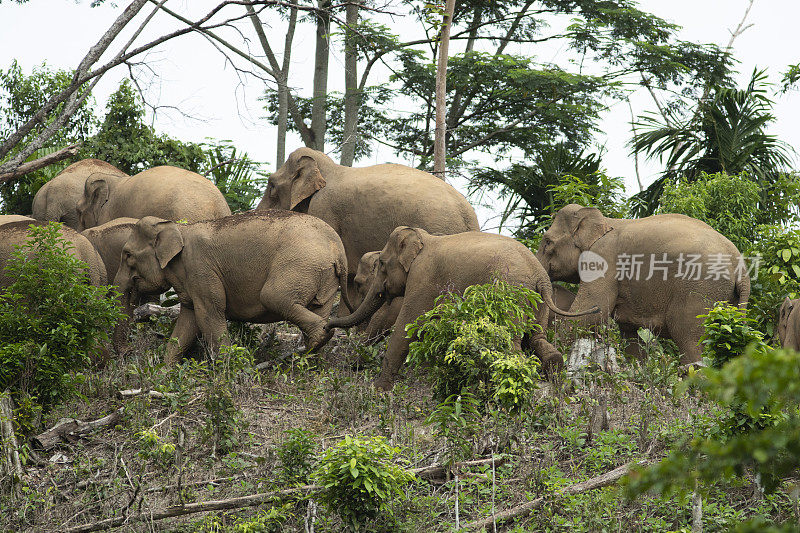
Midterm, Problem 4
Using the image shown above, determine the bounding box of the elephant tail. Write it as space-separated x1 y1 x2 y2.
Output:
537 278 599 317
335 256 354 313
734 261 751 309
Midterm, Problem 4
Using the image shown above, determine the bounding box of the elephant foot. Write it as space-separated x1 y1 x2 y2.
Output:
305 325 335 353
373 373 399 391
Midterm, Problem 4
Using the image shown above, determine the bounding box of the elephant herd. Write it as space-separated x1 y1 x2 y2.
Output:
1 147 785 392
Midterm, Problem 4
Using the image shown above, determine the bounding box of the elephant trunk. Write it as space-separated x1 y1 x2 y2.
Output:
537 278 599 317
327 282 386 330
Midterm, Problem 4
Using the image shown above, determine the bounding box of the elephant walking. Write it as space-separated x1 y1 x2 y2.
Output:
256 148 479 307
536 204 750 364
114 211 352 365
352 251 403 342
778 298 800 350
328 227 597 391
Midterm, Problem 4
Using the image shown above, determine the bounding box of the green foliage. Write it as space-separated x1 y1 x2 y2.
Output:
424 393 481 466
0 223 121 413
658 172 761 251
275 428 318 484
199 344 254 457
406 279 541 409
625 345 800 500
137 427 175 470
631 69 795 216
698 302 766 369
747 225 800 337
314 435 414 529
202 142 266 212
0 60 98 213
82 78 206 174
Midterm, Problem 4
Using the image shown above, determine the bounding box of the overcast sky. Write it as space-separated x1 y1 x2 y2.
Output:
1 0 798 229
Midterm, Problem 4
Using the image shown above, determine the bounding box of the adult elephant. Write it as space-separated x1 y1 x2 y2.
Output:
114 212 352 365
76 166 231 230
32 159 128 229
536 204 750 364
328 227 597 391
255 148 479 306
0 220 106 288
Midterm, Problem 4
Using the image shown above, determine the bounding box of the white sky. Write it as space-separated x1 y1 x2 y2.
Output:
1 0 798 230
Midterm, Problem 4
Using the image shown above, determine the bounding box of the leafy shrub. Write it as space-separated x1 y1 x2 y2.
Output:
202 142 266 213
314 435 414 529
698 302 766 368
406 279 541 410
0 223 121 413
276 428 317 483
747 225 800 337
657 172 763 251
424 393 481 466
625 345 799 501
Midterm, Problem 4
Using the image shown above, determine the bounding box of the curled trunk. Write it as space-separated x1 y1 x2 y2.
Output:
328 282 385 329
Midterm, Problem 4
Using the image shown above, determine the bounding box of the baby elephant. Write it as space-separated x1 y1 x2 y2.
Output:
352 251 404 342
778 297 800 350
328 227 597 391
114 211 352 365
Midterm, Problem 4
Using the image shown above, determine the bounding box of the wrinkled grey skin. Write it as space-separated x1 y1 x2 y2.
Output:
352 251 403 342
32 159 128 229
0 220 106 288
536 204 751 364
328 227 598 391
81 218 141 351
256 148 479 308
114 212 352 365
76 166 231 231
778 297 800 350
549 283 576 328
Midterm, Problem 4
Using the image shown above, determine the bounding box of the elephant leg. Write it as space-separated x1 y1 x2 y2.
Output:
374 296 432 391
666 297 706 365
192 301 230 359
260 285 332 352
363 304 393 344
165 307 200 365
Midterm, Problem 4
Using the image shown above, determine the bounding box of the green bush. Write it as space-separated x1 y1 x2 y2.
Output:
698 302 766 369
406 279 541 410
747 225 800 337
275 428 317 483
314 435 414 529
0 223 121 413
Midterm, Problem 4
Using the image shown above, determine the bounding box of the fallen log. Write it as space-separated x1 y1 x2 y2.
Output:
117 388 175 400
410 456 505 480
64 484 323 533
464 460 649 530
33 408 123 450
133 303 180 322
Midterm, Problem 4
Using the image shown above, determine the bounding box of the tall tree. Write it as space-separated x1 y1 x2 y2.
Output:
433 0 457 178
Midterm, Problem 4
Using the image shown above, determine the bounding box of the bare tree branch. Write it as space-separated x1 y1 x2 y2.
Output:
0 144 81 184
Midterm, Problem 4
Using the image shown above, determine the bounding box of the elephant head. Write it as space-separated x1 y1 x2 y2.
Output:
76 173 121 230
113 217 184 297
328 227 424 329
353 251 381 310
257 148 330 212
537 204 612 283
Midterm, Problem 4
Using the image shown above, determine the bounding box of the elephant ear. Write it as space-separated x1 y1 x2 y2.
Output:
153 221 184 269
570 207 612 250
289 156 327 210
395 227 424 272
83 174 111 218
781 297 794 319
